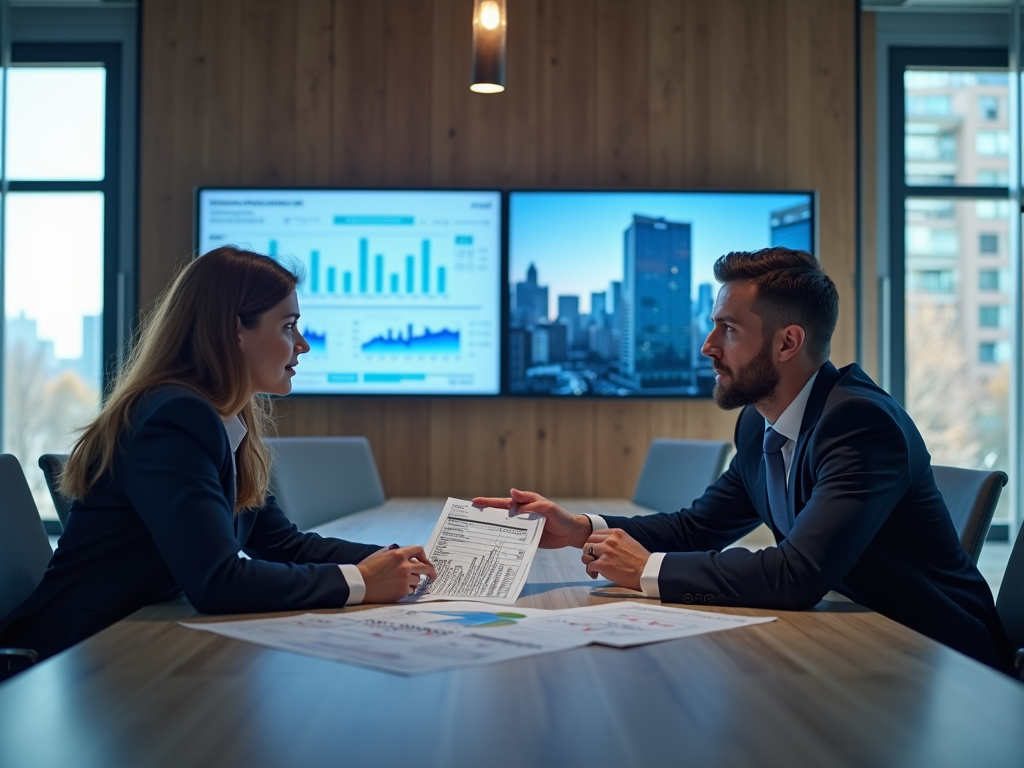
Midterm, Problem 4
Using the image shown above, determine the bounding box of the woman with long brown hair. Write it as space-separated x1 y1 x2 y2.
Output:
0 247 434 659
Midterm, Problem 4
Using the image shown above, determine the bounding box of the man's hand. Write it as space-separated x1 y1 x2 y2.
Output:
580 529 651 592
357 545 437 603
471 488 593 549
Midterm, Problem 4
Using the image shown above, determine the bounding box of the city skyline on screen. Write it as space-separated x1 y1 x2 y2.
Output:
509 191 814 315
507 191 814 397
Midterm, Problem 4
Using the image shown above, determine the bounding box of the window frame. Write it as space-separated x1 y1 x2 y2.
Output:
887 46 1009 405
7 42 122 391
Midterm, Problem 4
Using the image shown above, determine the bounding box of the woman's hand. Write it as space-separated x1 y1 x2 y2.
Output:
357 545 437 604
472 488 593 550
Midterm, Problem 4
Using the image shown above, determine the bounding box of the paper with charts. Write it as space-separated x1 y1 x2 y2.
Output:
180 601 775 676
409 497 546 605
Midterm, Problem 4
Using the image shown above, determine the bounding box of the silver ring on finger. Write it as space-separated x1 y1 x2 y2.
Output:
588 545 595 557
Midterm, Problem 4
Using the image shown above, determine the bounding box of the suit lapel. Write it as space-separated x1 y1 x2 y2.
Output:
789 362 842 522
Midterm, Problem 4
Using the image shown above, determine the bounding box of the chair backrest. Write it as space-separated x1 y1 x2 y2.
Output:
997 528 1024 679
0 455 52 623
38 454 71 529
931 465 1006 564
633 439 732 514
265 437 386 530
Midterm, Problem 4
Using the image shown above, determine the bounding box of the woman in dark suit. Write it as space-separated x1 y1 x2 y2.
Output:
0 246 435 659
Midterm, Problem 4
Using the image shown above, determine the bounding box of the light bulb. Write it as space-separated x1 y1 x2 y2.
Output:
479 1 501 30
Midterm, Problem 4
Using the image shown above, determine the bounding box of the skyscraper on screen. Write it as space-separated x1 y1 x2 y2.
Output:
619 215 693 390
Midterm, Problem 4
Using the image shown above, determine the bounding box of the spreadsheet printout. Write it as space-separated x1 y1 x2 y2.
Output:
411 497 546 605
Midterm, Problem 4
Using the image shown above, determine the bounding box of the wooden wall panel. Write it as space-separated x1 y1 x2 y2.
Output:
139 0 858 499
329 0 385 185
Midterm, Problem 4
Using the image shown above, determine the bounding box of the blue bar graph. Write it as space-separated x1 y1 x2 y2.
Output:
269 240 278 257
359 239 368 292
421 240 430 293
286 236 450 297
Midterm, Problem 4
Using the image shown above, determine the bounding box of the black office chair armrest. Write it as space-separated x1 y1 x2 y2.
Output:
0 648 39 682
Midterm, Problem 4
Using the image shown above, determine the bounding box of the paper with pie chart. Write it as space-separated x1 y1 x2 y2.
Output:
181 602 585 676
181 601 774 675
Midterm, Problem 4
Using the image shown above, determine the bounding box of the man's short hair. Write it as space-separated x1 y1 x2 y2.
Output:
713 247 839 364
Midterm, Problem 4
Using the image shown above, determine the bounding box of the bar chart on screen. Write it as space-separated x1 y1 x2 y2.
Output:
197 189 502 394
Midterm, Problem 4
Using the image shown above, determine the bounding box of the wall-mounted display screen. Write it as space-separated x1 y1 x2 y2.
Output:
507 190 815 397
197 189 503 395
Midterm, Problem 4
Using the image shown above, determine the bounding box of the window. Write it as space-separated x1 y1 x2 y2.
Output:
979 269 1001 290
907 95 952 116
906 133 956 161
976 200 1012 219
978 341 1009 365
976 130 1010 156
979 233 999 254
892 51 1011 530
978 169 1010 186
979 306 1002 327
978 95 999 121
907 226 958 257
2 44 122 530
910 269 955 293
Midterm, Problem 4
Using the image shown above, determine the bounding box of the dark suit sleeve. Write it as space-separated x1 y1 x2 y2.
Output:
122 395 361 614
652 398 911 609
601 411 762 552
602 454 764 553
242 497 381 564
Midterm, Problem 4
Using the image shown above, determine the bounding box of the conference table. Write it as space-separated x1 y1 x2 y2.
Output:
1 498 1023 768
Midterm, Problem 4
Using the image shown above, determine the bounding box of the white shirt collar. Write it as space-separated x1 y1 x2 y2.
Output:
765 369 820 443
222 415 248 453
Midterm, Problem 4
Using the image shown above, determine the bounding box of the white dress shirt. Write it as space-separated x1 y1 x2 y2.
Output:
222 416 364 605
586 370 820 600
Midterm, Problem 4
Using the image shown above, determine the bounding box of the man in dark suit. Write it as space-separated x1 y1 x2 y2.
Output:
476 247 1011 672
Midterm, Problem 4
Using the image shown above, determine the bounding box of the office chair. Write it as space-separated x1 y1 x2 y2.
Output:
38 454 72 529
0 455 53 682
633 439 732 514
997 529 1024 681
265 437 386 531
932 465 1006 565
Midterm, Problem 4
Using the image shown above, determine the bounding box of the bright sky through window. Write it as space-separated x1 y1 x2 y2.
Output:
5 67 106 180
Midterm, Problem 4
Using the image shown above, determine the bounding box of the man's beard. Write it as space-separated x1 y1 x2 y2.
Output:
712 339 780 410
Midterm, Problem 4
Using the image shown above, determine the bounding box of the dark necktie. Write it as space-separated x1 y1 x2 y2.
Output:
763 426 791 536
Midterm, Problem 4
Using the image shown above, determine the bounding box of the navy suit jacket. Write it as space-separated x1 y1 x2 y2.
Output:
0 385 381 659
605 363 1011 671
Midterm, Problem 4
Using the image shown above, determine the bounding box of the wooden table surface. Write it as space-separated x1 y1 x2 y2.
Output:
1 498 1023 768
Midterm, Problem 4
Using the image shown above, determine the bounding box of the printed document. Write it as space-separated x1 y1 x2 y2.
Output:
410 497 545 605
182 602 585 676
181 601 775 676
522 601 777 647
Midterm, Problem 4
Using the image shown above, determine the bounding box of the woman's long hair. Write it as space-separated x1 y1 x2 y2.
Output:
60 246 300 511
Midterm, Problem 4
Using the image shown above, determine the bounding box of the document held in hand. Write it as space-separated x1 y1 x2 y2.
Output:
410 497 546 605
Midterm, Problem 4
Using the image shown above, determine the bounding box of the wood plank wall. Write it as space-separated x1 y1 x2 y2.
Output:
138 0 856 499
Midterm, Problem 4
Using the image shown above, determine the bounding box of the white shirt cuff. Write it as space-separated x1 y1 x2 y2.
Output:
338 564 365 606
586 514 609 532
640 552 666 599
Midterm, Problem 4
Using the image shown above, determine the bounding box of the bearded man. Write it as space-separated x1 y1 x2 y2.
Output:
476 247 1011 672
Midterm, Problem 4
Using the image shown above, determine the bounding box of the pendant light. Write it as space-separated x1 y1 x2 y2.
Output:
470 0 506 93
